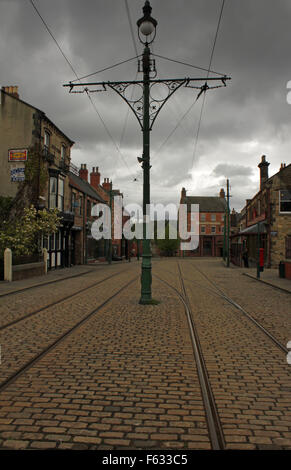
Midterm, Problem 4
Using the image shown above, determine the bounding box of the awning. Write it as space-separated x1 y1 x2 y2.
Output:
239 222 267 235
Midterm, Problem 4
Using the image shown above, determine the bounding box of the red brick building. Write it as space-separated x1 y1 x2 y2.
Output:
179 187 226 257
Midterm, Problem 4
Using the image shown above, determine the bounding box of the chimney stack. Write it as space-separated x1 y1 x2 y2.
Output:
219 188 225 198
90 167 101 189
181 187 186 201
2 86 19 99
102 178 111 192
79 163 88 182
258 155 270 190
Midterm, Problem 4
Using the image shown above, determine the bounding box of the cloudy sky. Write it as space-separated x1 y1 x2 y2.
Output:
1 0 291 212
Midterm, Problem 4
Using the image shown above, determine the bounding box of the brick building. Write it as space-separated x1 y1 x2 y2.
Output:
0 86 75 269
232 156 291 269
179 187 226 257
75 164 127 261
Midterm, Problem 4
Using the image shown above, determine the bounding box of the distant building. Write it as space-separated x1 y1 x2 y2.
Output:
179 187 226 257
232 156 291 268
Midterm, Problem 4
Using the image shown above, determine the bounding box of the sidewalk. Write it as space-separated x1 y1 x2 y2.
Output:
242 268 291 293
0 265 96 297
222 259 291 294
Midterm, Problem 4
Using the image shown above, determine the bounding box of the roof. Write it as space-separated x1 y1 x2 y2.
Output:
69 172 107 203
185 196 226 213
239 222 267 235
1 88 74 146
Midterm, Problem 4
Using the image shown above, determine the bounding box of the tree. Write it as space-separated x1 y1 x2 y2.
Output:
0 206 61 258
156 220 180 256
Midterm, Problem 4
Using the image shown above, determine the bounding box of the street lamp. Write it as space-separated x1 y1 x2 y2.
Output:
137 1 158 304
63 0 231 305
137 1 157 44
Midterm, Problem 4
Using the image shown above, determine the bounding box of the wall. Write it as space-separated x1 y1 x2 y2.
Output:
0 91 35 198
268 166 291 266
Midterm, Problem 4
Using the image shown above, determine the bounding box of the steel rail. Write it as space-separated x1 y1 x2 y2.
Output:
0 277 137 393
0 269 131 331
189 263 289 355
154 266 225 450
0 269 93 298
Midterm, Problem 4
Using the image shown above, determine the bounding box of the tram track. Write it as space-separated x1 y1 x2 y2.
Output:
187 262 289 355
0 269 94 298
0 269 131 331
0 276 137 394
154 264 226 450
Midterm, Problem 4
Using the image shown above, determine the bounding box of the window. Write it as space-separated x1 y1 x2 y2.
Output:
286 236 291 259
280 190 291 213
211 214 216 222
201 214 206 222
61 145 66 160
79 195 83 216
49 176 57 209
87 199 91 218
49 176 64 210
71 192 76 213
201 225 206 233
44 131 50 150
58 178 64 211
211 226 216 234
221 226 224 234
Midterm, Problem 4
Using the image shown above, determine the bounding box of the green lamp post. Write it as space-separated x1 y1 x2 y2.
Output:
137 1 157 304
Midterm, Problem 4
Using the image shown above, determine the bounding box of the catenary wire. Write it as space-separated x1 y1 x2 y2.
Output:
191 0 226 169
29 0 132 176
152 53 227 77
152 0 226 164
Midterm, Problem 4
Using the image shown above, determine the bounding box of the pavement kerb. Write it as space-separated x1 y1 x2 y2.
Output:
242 272 291 295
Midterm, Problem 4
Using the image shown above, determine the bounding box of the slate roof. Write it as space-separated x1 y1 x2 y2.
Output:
185 196 226 213
69 171 107 203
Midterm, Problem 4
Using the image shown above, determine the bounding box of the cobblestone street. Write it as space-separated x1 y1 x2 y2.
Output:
0 259 290 451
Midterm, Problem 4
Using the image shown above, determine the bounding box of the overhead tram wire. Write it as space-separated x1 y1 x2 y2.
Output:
151 54 227 77
191 0 226 170
151 0 227 163
28 0 132 176
121 0 141 181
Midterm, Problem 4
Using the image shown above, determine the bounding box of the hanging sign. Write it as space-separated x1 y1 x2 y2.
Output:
8 149 28 162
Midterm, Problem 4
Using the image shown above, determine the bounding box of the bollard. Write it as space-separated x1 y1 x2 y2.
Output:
43 248 48 274
4 248 12 282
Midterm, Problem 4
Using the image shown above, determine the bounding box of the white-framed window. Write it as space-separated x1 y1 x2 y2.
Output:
211 226 216 234
280 190 291 213
44 130 50 150
49 176 57 209
201 225 206 233
49 176 64 211
211 214 216 222
58 178 64 211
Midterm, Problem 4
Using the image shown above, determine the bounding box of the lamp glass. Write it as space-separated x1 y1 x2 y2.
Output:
139 20 155 36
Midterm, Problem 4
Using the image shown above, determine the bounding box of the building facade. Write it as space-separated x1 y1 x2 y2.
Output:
179 187 226 257
0 86 75 269
232 156 291 268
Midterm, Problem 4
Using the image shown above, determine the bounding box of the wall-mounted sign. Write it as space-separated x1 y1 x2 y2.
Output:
11 167 25 182
8 149 28 162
